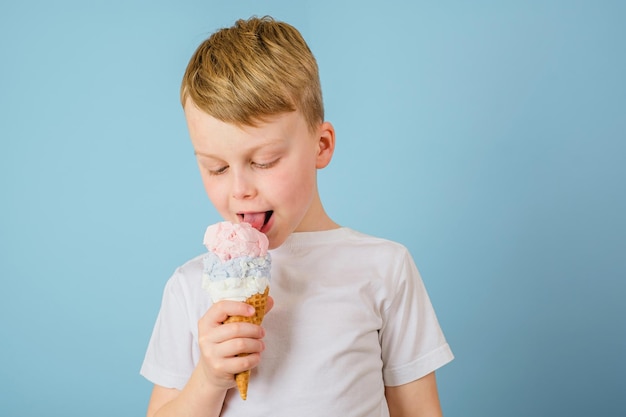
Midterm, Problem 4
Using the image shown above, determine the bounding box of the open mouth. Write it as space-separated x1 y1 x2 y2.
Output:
262 210 273 227
238 210 273 230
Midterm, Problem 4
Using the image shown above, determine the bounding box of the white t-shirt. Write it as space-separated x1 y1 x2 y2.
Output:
141 228 453 416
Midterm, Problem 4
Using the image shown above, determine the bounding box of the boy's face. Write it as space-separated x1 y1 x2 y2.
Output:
184 100 335 249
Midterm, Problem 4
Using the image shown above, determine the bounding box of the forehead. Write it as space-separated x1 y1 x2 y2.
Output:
184 100 310 148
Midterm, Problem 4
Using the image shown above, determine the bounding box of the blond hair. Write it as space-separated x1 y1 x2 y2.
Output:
181 16 324 131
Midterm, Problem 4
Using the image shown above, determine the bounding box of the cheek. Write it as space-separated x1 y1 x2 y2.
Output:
273 165 315 203
202 177 227 208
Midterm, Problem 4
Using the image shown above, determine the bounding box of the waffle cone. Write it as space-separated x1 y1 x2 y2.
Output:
223 286 269 400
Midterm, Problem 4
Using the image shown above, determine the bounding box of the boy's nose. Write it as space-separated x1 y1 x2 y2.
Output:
231 169 257 200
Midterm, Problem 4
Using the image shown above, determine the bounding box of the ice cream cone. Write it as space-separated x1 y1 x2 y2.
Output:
202 221 272 400
224 287 270 400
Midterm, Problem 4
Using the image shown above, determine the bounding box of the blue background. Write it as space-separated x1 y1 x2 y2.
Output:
1 1 624 416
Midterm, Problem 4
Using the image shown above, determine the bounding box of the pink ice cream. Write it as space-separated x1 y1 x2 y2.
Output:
203 221 269 261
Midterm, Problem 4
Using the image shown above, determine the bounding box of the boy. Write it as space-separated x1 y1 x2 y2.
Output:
141 16 453 417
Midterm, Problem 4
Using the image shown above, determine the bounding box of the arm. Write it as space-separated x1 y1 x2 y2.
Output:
384 372 443 417
147 368 226 417
146 297 273 417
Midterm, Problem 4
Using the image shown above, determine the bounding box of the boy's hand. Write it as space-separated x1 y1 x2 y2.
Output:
197 296 274 390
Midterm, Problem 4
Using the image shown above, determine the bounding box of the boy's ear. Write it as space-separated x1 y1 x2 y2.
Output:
315 121 335 169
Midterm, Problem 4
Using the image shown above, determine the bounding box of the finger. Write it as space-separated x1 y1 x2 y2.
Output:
206 320 265 345
214 336 266 359
213 352 263 376
201 334 265 377
200 300 255 328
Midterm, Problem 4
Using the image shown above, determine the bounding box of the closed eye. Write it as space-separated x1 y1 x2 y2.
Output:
207 165 229 175
253 159 279 169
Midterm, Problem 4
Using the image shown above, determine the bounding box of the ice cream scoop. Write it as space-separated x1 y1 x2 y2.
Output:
203 220 269 262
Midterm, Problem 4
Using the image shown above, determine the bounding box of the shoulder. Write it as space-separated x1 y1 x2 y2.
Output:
151 253 213 325
290 227 409 253
326 228 419 288
342 228 410 252
174 253 205 279
275 227 412 268
160 253 206 304
340 228 414 268
341 229 426 298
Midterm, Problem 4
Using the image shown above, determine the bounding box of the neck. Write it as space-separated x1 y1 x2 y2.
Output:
296 193 340 232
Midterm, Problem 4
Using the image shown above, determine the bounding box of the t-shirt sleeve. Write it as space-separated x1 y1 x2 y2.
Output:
379 248 454 386
140 270 196 390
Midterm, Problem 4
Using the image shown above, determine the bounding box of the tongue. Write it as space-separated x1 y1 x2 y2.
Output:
242 213 265 230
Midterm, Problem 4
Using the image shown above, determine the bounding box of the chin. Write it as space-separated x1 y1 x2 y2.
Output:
267 232 288 250
267 239 284 250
